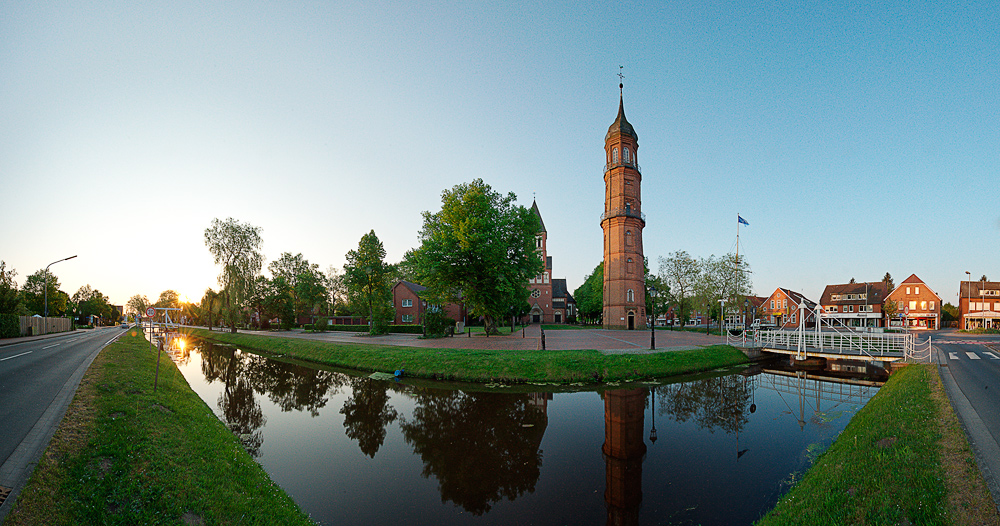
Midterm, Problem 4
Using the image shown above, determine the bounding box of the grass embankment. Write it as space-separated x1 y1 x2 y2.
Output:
758 365 999 526
6 330 313 526
186 328 748 384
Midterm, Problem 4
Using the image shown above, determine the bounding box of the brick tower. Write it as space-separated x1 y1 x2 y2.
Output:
602 83 646 330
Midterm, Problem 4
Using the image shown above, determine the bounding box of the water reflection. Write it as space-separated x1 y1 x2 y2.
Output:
172 339 880 525
399 390 548 515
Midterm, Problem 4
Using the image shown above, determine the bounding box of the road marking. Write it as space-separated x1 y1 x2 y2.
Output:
0 351 32 362
984 351 1000 359
966 352 981 360
42 343 61 349
949 352 959 360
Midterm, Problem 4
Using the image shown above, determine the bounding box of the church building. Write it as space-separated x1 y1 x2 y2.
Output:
525 200 576 324
602 84 646 329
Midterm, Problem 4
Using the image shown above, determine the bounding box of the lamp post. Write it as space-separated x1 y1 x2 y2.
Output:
43 255 77 334
648 285 657 350
966 271 971 330
649 386 658 444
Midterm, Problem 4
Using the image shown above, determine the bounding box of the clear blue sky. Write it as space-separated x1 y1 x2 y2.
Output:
2 1 997 307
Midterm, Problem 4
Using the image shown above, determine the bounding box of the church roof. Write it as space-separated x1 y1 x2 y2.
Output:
530 199 546 232
605 90 638 142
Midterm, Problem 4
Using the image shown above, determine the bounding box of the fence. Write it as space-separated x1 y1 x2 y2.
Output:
19 316 72 336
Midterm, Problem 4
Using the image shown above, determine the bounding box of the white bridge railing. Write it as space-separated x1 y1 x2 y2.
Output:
726 302 932 363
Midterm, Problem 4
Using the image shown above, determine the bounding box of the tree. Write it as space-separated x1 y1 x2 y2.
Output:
325 266 348 315
883 272 894 292
981 275 989 282
73 285 113 323
155 289 181 309
0 261 21 314
405 179 543 335
573 262 604 325
21 269 66 316
204 218 265 333
344 230 394 335
126 294 150 319
200 289 222 330
659 251 699 327
942 302 960 324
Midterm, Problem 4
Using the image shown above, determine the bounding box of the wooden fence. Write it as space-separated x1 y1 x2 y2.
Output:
19 316 72 336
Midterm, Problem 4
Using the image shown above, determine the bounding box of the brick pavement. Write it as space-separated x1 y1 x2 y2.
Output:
230 326 724 354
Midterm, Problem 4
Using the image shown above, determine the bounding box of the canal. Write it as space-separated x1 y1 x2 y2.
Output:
169 338 882 525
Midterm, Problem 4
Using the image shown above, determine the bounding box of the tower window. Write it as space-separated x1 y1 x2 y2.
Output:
627 258 634 274
624 147 630 162
625 230 633 246
627 289 634 302
612 147 618 163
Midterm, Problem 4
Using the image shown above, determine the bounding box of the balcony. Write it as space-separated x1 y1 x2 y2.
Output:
600 207 646 224
604 160 641 174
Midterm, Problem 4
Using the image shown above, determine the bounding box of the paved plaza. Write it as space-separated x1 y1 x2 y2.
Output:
235 325 724 354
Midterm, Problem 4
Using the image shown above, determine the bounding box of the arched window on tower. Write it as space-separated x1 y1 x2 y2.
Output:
625 230 633 246
627 258 634 274
627 289 634 302
624 147 630 162
612 147 618 163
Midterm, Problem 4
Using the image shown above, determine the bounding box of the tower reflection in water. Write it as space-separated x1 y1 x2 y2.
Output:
603 388 647 526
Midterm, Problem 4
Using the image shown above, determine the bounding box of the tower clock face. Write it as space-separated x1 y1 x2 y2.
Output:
531 289 541 298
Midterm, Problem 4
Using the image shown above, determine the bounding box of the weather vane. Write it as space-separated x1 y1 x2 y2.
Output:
618 65 624 92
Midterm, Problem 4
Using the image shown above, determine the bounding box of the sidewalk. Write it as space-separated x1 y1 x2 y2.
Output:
0 327 107 348
218 326 723 354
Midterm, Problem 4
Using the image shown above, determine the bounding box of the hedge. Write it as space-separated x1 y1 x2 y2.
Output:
0 313 17 338
308 324 425 334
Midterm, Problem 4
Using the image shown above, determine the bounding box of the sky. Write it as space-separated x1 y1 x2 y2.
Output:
2 1 998 309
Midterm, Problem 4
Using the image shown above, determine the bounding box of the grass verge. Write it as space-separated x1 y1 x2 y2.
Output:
186 328 749 384
5 329 313 526
757 364 999 526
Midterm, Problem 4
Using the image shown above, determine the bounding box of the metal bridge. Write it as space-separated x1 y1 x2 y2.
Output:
727 302 933 363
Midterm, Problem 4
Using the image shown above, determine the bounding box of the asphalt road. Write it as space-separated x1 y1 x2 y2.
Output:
933 331 1000 508
0 327 125 521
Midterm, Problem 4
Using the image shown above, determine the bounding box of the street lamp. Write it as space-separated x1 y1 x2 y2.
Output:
649 386 658 444
44 255 77 334
648 285 657 350
966 271 971 330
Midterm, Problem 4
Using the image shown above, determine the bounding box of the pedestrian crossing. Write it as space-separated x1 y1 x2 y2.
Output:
945 350 1000 360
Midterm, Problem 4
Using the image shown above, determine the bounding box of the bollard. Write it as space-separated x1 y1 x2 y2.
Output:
541 327 546 350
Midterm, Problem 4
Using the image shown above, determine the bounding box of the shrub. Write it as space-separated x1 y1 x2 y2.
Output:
423 309 456 338
0 313 18 338
313 316 327 333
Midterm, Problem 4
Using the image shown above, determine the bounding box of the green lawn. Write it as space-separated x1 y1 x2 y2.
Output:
187 328 749 384
6 330 313 526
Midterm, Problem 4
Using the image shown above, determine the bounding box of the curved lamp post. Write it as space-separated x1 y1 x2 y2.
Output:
44 255 77 333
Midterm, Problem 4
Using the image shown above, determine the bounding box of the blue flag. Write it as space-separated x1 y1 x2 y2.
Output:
738 215 749 226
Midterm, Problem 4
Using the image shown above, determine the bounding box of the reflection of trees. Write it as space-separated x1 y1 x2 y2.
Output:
194 341 350 457
340 378 399 458
399 391 547 515
656 375 753 434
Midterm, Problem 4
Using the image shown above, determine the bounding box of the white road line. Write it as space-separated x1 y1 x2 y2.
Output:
949 352 959 360
966 352 981 360
0 351 33 362
42 343 61 349
984 351 1000 359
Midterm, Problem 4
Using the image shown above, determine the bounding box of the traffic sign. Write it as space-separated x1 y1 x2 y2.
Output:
146 307 156 317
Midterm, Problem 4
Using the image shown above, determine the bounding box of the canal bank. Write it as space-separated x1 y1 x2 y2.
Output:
183 327 750 384
3 330 313 525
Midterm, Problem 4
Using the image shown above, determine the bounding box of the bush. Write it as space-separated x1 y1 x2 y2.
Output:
313 316 327 333
0 313 18 338
302 324 313 331
423 309 456 338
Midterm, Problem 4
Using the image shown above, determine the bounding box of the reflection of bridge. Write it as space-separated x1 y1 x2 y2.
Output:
756 369 880 430
727 303 933 363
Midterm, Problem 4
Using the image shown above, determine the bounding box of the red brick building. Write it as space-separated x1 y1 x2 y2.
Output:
762 288 816 328
958 279 1000 330
886 274 941 329
391 280 466 326
525 201 576 324
602 84 646 330
820 281 890 328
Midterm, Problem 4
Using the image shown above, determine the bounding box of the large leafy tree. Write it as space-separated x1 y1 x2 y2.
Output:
0 261 22 314
659 251 700 327
73 285 114 322
344 230 394 335
573 262 604 325
126 294 150 319
268 252 327 323
200 289 222 329
155 289 181 309
204 217 265 333
405 179 543 335
21 269 67 316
